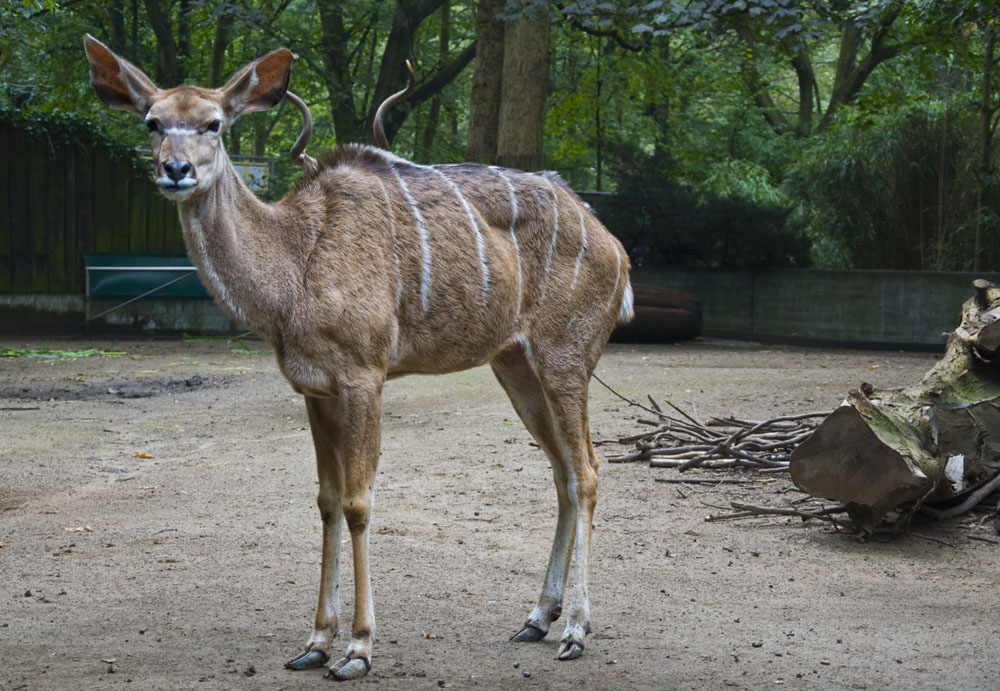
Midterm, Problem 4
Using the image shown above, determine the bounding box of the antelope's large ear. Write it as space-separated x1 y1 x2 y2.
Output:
83 33 158 115
221 49 296 121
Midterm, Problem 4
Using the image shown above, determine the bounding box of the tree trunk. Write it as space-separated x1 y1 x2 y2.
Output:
496 0 550 171
177 0 191 79
316 0 364 144
144 0 180 86
417 0 450 163
734 24 791 136
366 0 446 146
975 24 997 272
207 4 235 87
466 0 505 163
109 0 126 53
791 48 815 138
816 5 902 133
129 0 139 61
790 280 1000 531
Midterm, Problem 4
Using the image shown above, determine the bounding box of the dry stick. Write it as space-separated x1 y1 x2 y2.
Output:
654 477 758 485
592 373 667 420
967 534 1000 545
707 502 847 523
920 472 1000 520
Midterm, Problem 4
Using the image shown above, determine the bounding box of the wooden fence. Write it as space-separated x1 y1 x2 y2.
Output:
0 124 184 295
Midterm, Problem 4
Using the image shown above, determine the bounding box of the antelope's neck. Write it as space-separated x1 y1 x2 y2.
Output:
175 157 299 338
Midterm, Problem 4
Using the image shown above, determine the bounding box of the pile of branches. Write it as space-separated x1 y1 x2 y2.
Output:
596 377 1000 540
602 385 828 473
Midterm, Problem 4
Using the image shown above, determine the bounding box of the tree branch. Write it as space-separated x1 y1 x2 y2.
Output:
735 24 791 135
555 4 651 52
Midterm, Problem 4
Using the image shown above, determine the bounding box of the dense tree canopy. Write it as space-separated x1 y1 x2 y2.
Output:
1 0 997 270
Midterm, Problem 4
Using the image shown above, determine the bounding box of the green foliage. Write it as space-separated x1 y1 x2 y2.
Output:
1 0 997 273
598 146 810 268
0 104 149 169
0 346 126 358
785 105 997 270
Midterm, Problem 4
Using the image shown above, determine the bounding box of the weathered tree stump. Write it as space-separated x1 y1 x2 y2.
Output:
790 280 1000 531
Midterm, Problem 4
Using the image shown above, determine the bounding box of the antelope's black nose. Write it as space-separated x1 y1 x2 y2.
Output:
163 160 192 182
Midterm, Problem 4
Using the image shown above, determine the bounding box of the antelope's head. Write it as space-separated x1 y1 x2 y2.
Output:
83 34 294 201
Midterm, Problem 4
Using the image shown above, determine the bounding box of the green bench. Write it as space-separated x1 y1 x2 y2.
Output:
84 253 210 322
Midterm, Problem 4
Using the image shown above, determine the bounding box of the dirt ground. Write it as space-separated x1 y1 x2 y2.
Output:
1 336 998 691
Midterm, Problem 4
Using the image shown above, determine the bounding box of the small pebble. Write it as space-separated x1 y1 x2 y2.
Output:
513 662 519 669
523 671 531 678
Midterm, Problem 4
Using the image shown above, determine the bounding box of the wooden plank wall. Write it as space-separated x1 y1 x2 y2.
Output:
0 125 184 295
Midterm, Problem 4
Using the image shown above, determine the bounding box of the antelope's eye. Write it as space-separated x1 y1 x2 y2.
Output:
207 119 221 133
146 119 159 133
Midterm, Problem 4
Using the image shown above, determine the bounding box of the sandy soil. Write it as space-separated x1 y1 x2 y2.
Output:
1 336 998 691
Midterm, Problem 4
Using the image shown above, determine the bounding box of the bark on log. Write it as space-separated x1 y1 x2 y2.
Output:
790 280 1000 531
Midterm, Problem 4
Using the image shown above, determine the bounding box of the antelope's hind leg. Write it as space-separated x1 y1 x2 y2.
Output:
490 342 598 660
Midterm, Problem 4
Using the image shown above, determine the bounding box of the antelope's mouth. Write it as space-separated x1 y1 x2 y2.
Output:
155 176 198 190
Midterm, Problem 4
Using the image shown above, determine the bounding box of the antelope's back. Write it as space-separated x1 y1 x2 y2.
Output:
296 146 631 372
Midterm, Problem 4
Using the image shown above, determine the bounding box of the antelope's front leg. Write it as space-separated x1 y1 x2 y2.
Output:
286 395 346 671
329 380 383 680
288 381 383 680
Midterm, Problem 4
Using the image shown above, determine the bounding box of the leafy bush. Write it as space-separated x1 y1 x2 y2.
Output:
785 106 998 271
594 146 811 268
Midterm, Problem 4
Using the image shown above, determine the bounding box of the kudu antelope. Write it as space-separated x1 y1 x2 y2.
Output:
84 35 633 680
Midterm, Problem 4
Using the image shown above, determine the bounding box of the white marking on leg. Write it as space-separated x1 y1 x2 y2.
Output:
375 178 403 310
492 167 523 317
390 165 433 314
432 168 490 302
570 206 588 292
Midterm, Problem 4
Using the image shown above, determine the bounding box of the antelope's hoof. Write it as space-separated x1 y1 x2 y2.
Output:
556 637 585 661
285 648 329 670
326 655 372 681
510 623 547 643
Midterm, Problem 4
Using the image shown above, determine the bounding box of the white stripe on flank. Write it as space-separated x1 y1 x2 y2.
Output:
542 179 560 275
390 164 433 314
492 167 523 317
570 206 589 291
375 177 404 310
537 178 560 304
433 168 490 301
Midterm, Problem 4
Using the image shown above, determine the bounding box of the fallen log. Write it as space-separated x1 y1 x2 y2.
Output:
790 280 1000 531
611 287 702 342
